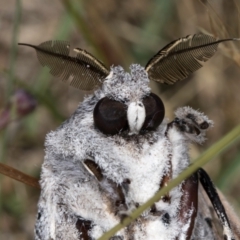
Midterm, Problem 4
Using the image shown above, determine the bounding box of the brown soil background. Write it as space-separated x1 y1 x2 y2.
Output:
0 0 240 239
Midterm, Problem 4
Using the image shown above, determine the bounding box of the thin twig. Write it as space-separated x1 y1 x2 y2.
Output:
0 163 40 189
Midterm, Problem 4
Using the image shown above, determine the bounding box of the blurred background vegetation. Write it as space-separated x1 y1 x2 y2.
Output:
0 0 240 239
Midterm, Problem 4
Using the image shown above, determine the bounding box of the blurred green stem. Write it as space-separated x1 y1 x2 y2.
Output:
1 0 21 162
0 0 21 217
61 0 107 63
7 0 21 99
217 152 240 191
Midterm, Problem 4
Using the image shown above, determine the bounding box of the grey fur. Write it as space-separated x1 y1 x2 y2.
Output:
35 64 218 240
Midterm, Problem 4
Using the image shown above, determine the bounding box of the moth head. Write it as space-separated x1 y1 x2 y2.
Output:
94 64 165 135
18 34 239 135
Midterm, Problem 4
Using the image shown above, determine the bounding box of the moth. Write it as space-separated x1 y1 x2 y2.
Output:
19 33 240 240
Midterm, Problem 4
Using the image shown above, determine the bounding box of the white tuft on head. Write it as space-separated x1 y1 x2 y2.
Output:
101 64 151 102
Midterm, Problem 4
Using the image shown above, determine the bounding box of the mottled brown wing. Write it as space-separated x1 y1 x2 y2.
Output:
198 185 240 239
145 33 239 84
19 41 110 91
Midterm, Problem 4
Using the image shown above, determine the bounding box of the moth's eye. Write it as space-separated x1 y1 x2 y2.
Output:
94 97 128 135
142 93 165 131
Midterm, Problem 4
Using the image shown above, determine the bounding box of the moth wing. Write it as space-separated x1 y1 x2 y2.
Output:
216 189 240 239
197 185 240 239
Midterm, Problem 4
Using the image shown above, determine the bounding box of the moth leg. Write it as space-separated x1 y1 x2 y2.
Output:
177 172 198 240
83 159 127 214
172 106 213 144
198 168 235 240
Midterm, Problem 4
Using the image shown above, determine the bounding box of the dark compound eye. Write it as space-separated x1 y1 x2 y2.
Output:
94 93 164 135
93 97 128 135
142 93 165 131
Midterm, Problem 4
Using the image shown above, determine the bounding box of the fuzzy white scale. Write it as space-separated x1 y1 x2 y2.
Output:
35 64 214 240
